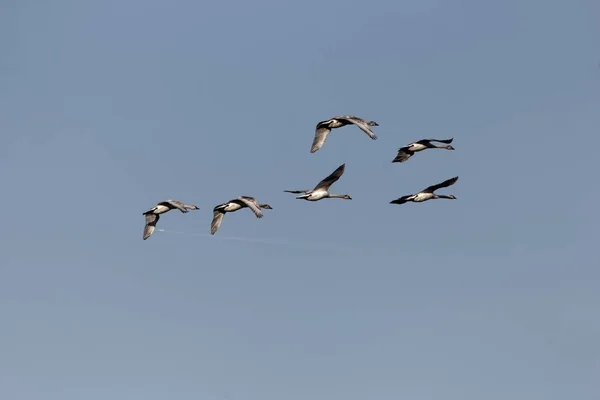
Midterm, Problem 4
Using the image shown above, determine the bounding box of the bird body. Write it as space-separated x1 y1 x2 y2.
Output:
142 199 199 240
214 201 244 213
293 188 332 201
311 115 378 153
406 142 428 152
410 192 436 202
146 204 171 215
390 176 458 205
285 163 352 201
144 199 199 215
211 196 272 235
392 138 454 163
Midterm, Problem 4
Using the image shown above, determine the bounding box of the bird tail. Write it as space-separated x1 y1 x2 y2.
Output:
390 196 411 205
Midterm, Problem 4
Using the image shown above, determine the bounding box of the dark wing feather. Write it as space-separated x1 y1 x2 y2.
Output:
392 147 414 163
213 202 229 212
423 176 459 193
416 138 453 145
428 137 454 144
284 190 308 194
314 163 345 191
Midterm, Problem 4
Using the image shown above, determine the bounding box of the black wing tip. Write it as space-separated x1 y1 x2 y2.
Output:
392 153 410 162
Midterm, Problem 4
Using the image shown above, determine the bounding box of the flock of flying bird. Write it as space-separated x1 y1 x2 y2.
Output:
142 115 459 240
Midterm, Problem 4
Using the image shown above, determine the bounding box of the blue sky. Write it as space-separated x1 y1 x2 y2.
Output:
1 1 599 399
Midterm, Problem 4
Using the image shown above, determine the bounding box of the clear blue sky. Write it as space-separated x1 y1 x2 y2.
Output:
1 1 599 399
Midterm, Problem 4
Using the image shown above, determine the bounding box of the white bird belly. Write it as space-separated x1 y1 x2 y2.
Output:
410 143 427 151
154 205 171 214
413 193 433 202
308 191 327 201
225 203 243 212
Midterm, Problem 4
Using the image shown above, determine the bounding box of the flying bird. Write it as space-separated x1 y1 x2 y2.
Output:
390 176 459 205
392 138 455 163
211 196 273 235
311 115 378 153
142 199 199 240
284 163 352 201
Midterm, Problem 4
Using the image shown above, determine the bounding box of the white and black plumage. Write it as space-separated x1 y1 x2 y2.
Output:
142 199 199 240
284 163 352 201
211 196 273 235
311 115 378 153
390 176 458 205
392 138 455 163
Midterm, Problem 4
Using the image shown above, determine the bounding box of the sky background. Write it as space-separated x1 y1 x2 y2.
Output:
1 0 599 399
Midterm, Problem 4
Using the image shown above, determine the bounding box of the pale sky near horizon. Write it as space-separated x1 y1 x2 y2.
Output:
1 1 599 399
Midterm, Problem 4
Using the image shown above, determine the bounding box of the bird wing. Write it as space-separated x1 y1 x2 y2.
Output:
284 189 309 194
392 147 413 163
143 213 159 240
237 196 264 218
311 125 331 153
162 199 188 213
423 176 459 193
338 116 377 140
210 211 225 235
424 137 453 144
314 163 345 191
